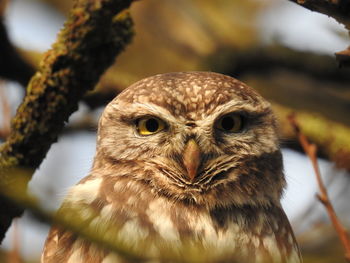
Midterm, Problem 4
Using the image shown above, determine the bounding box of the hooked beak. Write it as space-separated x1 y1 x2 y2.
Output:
182 139 201 181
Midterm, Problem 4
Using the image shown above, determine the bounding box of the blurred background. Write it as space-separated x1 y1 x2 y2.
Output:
0 0 350 262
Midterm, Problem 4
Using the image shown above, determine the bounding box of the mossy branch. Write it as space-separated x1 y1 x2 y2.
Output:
208 45 350 127
0 167 147 262
0 0 134 242
0 168 242 263
274 103 350 171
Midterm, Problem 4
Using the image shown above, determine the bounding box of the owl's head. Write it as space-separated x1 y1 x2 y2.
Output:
95 72 285 209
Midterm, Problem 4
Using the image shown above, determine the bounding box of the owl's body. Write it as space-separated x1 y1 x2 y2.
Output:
42 72 301 263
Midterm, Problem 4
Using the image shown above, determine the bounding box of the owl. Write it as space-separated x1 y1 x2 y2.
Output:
41 72 301 263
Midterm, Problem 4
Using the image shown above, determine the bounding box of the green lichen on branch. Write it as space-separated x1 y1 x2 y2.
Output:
0 168 146 262
0 0 133 167
0 0 134 242
274 104 350 171
0 169 240 263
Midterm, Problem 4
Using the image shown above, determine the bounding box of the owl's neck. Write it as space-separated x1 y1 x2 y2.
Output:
95 174 299 262
72 167 299 262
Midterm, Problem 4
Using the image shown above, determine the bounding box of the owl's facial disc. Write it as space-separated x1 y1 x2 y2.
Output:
94 72 286 207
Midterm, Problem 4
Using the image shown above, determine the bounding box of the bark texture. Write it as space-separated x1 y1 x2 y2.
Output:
0 0 134 242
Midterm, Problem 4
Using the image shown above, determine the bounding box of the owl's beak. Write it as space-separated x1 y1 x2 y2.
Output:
183 139 201 181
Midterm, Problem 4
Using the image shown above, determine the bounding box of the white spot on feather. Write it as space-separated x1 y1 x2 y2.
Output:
100 204 113 219
288 248 301 263
288 234 294 245
146 199 180 241
118 218 149 243
193 84 201 93
102 253 123 263
251 235 260 248
68 178 102 204
67 241 84 263
187 212 217 244
262 235 281 263
53 234 58 244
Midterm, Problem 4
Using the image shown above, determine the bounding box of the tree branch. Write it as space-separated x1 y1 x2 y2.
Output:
288 114 350 262
274 104 350 171
0 168 147 262
209 45 350 83
0 0 134 243
1 167 242 263
208 45 350 127
289 0 350 25
288 0 350 67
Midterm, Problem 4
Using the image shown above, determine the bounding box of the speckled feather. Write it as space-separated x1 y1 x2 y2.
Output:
42 72 301 263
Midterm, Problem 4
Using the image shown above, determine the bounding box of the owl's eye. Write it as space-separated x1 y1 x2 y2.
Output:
215 114 243 133
136 117 166 135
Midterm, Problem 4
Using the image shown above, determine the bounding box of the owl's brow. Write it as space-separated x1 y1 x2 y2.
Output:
118 103 180 123
211 100 271 118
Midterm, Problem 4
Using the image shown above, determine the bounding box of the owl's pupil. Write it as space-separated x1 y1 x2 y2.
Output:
146 118 159 132
221 117 234 130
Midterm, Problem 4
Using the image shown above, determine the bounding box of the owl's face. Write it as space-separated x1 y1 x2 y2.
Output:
95 72 285 209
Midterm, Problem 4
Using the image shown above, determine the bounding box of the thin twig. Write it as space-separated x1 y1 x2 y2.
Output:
0 81 11 138
7 219 21 263
288 113 350 262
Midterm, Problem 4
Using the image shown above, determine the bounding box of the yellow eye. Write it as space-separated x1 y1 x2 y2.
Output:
215 114 243 133
136 117 166 135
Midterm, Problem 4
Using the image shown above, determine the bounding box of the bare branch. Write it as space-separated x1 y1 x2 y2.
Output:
288 114 350 262
288 0 350 26
336 47 350 67
6 219 20 263
288 0 350 67
0 82 11 138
